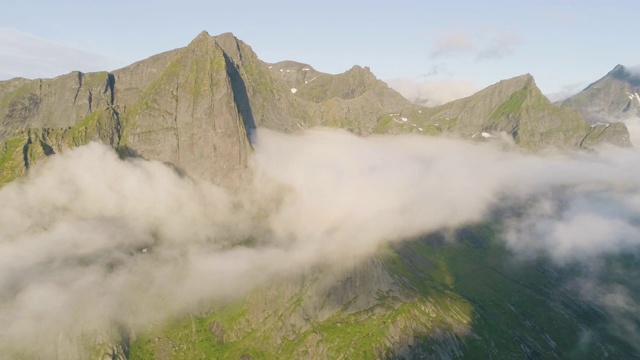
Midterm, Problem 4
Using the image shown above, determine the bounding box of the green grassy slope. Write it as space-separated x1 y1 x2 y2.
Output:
126 224 637 360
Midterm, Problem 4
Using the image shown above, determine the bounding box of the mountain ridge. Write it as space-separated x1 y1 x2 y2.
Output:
0 31 631 187
560 64 640 124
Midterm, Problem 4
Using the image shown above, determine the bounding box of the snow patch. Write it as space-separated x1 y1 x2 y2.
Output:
291 88 297 94
401 117 408 122
302 68 310 71
481 132 492 138
268 66 273 69
418 128 423 131
626 92 640 104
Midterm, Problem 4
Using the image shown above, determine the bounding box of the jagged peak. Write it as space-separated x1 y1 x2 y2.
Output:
212 32 251 65
508 73 535 85
345 65 373 74
270 60 315 71
213 32 239 42
595 63 640 87
188 30 212 46
610 64 626 73
196 30 211 38
481 73 537 95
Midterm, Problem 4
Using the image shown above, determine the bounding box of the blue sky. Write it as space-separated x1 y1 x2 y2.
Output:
1 0 639 102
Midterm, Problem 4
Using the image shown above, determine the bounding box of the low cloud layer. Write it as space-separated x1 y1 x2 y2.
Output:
1 129 639 357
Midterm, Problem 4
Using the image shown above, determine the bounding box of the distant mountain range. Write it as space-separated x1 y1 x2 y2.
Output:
560 64 640 124
0 32 638 360
0 31 632 187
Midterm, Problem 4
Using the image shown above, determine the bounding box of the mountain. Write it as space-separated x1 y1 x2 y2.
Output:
560 64 640 123
0 32 632 187
377 74 631 150
125 226 639 359
0 32 638 360
0 31 412 187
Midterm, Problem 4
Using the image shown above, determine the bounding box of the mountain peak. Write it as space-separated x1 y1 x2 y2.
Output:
610 64 625 73
196 30 210 38
507 73 535 87
188 30 213 47
561 63 640 125
213 32 238 43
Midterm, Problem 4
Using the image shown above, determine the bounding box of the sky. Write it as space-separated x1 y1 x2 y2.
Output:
1 1 639 102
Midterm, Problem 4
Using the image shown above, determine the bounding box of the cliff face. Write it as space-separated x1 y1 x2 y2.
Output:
0 32 412 186
0 32 306 186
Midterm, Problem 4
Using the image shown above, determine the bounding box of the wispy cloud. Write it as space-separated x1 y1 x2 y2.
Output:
0 28 121 80
545 82 586 102
386 77 477 106
429 27 521 61
1 129 640 356
476 29 521 60
429 29 474 58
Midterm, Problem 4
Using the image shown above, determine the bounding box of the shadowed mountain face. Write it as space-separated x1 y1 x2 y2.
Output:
560 64 640 124
0 32 638 360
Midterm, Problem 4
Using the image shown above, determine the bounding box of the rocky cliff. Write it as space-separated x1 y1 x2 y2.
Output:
560 64 640 123
3 32 631 188
0 32 307 187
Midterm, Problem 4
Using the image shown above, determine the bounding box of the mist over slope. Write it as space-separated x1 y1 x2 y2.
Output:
0 128 639 357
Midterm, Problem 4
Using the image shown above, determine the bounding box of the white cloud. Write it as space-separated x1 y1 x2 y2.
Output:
545 82 586 102
0 28 121 80
1 129 640 357
429 27 521 61
385 77 478 106
476 29 521 60
429 29 474 58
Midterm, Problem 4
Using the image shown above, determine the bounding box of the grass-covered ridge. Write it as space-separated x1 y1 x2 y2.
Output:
126 222 637 359
0 136 27 185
